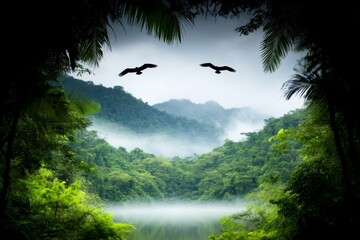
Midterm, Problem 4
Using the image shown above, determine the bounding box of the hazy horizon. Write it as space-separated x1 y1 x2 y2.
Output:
87 104 267 157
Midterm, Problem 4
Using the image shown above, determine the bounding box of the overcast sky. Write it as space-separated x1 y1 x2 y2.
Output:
72 15 305 118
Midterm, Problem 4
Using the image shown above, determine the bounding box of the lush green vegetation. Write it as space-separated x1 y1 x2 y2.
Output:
208 103 350 239
2 0 360 239
67 108 306 203
2 0 194 238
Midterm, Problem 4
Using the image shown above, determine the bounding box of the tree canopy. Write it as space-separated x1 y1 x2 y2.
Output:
2 0 360 239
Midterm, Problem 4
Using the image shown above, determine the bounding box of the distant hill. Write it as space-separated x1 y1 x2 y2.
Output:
153 99 269 129
58 76 226 156
57 76 269 157
59 76 220 137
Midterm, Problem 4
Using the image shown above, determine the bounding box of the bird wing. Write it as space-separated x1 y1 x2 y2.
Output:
200 63 217 69
219 66 236 72
140 63 157 70
118 68 133 76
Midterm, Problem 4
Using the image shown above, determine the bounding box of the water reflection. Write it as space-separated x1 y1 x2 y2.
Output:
105 201 246 240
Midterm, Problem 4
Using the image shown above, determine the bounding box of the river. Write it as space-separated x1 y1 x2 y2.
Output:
105 201 246 240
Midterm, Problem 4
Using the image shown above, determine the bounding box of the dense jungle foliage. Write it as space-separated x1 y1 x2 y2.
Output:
2 0 359 239
69 108 306 203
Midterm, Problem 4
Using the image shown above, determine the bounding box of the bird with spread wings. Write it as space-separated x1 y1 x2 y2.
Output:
200 63 236 74
118 63 158 77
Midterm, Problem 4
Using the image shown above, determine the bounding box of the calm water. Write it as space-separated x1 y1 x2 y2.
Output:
105 201 246 240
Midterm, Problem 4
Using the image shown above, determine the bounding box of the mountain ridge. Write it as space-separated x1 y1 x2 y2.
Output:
58 75 269 156
152 99 270 128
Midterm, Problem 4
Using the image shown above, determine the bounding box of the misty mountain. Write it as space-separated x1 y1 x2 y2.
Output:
58 76 226 156
59 76 219 135
153 99 269 129
57 76 269 157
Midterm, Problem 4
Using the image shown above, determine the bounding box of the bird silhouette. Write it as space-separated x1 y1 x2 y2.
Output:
118 63 158 77
200 63 236 74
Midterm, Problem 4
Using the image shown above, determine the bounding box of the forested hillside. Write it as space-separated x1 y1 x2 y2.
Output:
59 75 271 157
69 108 307 202
59 76 221 143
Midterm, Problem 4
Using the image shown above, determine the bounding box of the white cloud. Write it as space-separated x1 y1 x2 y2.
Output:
72 16 305 118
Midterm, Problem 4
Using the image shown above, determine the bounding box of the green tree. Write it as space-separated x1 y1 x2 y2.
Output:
282 61 355 215
0 85 98 215
273 104 346 239
22 168 135 239
196 1 360 209
264 1 359 212
216 0 360 235
1 3 195 239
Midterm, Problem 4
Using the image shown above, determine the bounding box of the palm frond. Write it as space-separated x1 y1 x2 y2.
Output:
260 2 303 73
78 17 111 68
117 0 194 44
65 90 100 117
282 73 312 100
72 0 194 71
282 71 328 111
235 9 265 36
261 29 293 73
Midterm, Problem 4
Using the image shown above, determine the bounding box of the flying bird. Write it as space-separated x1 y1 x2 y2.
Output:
118 63 158 77
200 63 236 74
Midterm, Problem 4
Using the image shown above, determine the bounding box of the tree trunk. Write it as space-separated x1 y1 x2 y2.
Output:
0 103 20 218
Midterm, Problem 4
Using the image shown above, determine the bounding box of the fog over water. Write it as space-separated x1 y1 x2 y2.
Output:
105 201 247 240
105 201 246 224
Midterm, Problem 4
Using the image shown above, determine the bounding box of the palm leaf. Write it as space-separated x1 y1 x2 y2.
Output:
259 2 303 73
282 71 328 111
116 0 194 43
74 0 194 69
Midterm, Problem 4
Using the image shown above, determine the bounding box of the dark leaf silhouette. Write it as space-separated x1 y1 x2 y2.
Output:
118 63 158 77
200 63 236 74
